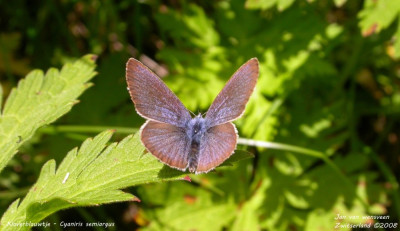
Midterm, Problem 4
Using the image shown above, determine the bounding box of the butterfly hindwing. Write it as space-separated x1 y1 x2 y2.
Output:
196 122 238 173
141 120 191 171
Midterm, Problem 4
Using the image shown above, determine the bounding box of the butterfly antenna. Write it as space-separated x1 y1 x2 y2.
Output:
188 109 196 117
198 110 203 117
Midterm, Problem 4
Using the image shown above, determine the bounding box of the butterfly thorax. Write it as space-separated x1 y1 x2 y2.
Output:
187 114 207 172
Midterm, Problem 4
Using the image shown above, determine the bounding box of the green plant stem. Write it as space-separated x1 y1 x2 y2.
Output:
340 36 399 220
41 125 397 218
76 208 105 231
238 138 373 212
373 118 395 150
238 138 353 189
40 125 138 135
338 34 364 89
0 187 29 200
363 145 400 222
251 97 284 138
42 125 351 190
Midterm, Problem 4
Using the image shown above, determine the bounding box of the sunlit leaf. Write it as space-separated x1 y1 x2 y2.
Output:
0 55 97 173
358 0 400 36
0 131 186 231
139 182 236 231
0 84 3 114
245 0 272 10
333 0 347 7
231 180 268 231
245 0 295 10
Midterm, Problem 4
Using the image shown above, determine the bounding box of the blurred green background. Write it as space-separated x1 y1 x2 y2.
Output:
1 0 400 230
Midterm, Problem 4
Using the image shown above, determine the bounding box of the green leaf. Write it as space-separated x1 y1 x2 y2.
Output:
139 182 236 231
245 0 295 11
395 16 400 58
155 4 227 111
245 0 278 10
304 209 335 231
0 83 3 114
277 0 295 11
155 4 219 49
231 180 269 231
358 0 400 36
358 0 400 57
220 150 254 167
333 0 347 7
0 131 186 231
0 55 97 173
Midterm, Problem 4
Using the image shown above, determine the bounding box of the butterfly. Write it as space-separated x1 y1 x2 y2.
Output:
126 58 259 174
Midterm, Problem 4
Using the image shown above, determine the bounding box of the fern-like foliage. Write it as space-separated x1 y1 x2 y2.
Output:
0 55 97 173
0 131 186 231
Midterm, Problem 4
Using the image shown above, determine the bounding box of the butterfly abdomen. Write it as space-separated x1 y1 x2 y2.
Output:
188 140 199 172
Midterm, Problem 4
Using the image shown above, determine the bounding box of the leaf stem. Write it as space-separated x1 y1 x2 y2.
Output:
42 125 352 190
0 187 29 200
238 138 353 189
363 146 400 222
40 125 138 135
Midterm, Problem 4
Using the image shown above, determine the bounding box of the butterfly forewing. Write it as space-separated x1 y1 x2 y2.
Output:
205 58 259 127
196 122 238 173
141 120 191 170
126 58 191 126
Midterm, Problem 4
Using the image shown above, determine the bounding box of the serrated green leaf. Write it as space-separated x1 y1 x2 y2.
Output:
0 55 97 173
0 131 186 231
